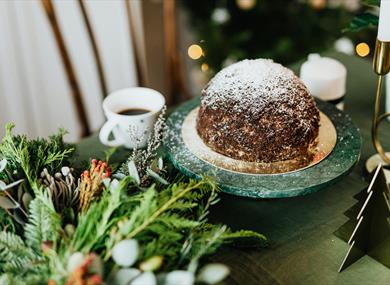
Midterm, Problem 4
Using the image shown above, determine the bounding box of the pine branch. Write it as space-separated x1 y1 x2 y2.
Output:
104 179 217 261
158 213 201 229
122 181 206 239
0 123 74 190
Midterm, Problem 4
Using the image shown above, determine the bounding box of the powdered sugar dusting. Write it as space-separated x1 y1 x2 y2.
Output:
202 59 310 115
197 58 320 163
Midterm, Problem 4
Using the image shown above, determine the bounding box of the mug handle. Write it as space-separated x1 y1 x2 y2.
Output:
99 119 126 147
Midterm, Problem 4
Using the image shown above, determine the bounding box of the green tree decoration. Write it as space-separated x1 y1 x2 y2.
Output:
336 165 390 272
181 0 376 73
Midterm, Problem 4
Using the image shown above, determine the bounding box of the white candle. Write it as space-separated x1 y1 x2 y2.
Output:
300 54 347 107
378 0 390 41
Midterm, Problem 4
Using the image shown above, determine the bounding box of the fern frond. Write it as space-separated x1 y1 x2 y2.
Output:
0 231 42 274
24 192 62 250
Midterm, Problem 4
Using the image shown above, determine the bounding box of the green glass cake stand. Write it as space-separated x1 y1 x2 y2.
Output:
164 98 361 198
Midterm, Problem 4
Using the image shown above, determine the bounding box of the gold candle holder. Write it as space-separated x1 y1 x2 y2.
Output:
372 40 390 164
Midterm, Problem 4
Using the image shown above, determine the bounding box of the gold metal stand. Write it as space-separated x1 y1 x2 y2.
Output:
372 40 390 164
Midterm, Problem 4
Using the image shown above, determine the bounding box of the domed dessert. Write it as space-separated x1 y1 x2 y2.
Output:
196 59 320 164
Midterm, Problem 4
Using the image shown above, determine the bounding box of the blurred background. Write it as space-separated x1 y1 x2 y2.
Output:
0 0 379 141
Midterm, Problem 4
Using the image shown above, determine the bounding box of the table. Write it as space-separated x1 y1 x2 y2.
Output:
76 52 390 285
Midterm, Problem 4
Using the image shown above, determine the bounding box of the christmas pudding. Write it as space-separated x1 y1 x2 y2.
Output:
196 59 320 164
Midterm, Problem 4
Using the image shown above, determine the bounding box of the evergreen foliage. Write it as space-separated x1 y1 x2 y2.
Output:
24 191 62 250
0 124 267 283
0 123 74 187
0 231 42 275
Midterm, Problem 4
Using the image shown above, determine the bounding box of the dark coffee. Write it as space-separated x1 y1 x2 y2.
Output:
118 108 150 116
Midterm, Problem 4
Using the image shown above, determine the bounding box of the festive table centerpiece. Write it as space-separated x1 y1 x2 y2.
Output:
0 123 266 284
165 58 361 198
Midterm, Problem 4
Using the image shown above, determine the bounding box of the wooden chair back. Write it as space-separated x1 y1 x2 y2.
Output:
41 0 188 137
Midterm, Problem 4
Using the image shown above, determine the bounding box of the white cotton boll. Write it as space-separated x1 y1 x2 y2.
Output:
131 272 157 285
114 268 141 285
112 239 139 267
197 263 230 284
67 252 85 273
165 270 195 285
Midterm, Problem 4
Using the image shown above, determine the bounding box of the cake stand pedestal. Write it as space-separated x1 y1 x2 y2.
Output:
164 97 361 198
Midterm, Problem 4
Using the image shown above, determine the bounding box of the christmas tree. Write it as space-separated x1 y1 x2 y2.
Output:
181 0 376 74
336 165 390 272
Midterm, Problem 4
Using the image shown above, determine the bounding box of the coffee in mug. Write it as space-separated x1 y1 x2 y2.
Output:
99 87 165 148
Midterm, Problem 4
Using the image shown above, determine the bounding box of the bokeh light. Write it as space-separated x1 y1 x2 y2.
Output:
355 42 370 57
236 0 257 10
188 44 203 60
201 63 209 72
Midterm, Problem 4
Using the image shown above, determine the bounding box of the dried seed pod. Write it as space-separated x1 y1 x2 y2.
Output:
39 167 79 213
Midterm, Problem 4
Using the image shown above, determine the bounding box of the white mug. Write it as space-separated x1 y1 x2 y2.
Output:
99 87 165 148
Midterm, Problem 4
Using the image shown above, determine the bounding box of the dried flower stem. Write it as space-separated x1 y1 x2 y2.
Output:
79 159 111 212
122 106 167 186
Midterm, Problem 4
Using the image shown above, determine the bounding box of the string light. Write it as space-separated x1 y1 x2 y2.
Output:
308 0 326 10
356 42 370 57
201 63 209 72
236 0 257 10
188 44 203 60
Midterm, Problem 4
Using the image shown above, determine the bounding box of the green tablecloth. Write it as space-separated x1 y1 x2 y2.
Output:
76 52 390 285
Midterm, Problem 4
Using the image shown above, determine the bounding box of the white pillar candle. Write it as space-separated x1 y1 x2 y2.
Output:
378 1 390 119
378 0 390 42
300 54 347 110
